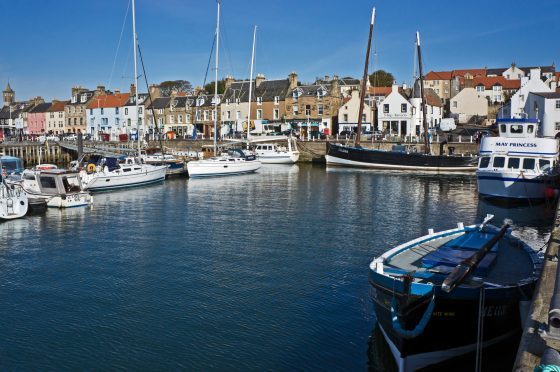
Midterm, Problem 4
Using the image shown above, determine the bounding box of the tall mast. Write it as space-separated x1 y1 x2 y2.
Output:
213 0 220 156
132 0 140 157
247 25 257 140
355 7 375 147
417 32 430 155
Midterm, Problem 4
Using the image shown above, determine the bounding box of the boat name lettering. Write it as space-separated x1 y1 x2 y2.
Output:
484 305 506 317
495 142 537 148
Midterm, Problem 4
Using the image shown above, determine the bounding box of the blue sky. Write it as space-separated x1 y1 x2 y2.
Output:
1 0 558 101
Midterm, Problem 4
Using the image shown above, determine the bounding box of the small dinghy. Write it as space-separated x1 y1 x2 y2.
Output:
368 214 541 371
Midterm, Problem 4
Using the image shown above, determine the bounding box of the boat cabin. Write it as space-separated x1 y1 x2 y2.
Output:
35 169 83 195
0 155 24 175
478 155 553 173
497 118 538 138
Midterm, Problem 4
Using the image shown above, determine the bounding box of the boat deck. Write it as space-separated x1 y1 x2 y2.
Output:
385 230 537 286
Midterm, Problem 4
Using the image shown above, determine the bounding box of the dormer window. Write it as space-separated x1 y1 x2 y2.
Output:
197 97 204 106
493 85 502 91
71 95 77 103
235 98 240 105
274 96 279 105
226 99 230 105
317 89 326 98
80 95 87 103
476 85 485 92
211 96 221 105
256 97 262 105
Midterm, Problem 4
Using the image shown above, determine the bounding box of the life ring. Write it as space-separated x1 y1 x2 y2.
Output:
87 164 96 173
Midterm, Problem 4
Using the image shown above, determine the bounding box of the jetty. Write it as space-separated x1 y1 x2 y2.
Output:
515 200 560 369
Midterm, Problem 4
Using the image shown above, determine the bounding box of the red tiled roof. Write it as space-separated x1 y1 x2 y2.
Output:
368 86 395 96
452 69 486 78
47 100 69 112
473 76 520 90
555 72 560 80
88 93 130 109
425 71 452 80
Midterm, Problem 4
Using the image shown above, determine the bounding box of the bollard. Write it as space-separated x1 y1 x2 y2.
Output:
548 262 560 338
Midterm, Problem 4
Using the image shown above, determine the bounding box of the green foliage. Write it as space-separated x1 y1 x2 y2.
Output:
369 70 395 87
159 80 192 97
204 80 226 95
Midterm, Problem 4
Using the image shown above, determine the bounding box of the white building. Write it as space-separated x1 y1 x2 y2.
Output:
501 68 553 118
337 90 375 133
409 80 443 134
122 93 147 138
377 83 413 136
525 92 560 137
86 93 130 140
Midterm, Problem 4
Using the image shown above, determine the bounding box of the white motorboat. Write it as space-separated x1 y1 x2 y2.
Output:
251 136 300 164
79 155 167 192
476 118 559 201
19 168 93 208
141 150 187 177
0 180 28 220
187 148 261 178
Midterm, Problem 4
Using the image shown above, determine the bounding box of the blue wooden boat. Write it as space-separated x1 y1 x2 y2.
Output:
369 215 541 371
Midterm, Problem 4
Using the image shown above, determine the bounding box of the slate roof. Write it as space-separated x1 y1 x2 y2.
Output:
67 91 95 106
486 68 506 76
124 93 149 106
29 102 53 113
531 92 560 99
223 79 290 102
148 97 171 109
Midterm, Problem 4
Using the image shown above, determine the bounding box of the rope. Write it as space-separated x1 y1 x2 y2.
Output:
107 0 131 91
535 365 560 372
390 292 435 339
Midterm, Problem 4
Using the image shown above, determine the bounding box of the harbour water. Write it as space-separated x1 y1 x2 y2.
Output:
0 165 555 370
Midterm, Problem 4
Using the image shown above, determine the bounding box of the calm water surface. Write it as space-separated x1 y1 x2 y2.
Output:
0 165 554 370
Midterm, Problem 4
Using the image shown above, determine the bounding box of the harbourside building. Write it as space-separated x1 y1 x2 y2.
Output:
450 87 489 123
65 87 101 134
284 72 342 136
376 82 413 137
500 68 553 118
525 92 560 137
46 100 69 135
471 76 520 104
27 101 51 135
409 80 443 133
86 92 130 140
337 89 375 133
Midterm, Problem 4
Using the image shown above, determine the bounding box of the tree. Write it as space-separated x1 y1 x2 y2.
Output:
159 80 193 97
203 79 226 95
369 70 395 87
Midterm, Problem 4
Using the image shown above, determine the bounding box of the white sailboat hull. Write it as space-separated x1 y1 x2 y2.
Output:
0 184 28 220
187 159 261 177
80 165 167 192
257 152 299 164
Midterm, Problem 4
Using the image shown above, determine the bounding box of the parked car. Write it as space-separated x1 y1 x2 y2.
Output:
339 130 354 137
46 135 60 142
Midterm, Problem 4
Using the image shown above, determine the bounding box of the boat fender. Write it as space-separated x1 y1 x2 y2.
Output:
87 164 96 173
391 292 435 339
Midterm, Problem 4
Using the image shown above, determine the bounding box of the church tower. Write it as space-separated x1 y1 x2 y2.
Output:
3 82 15 106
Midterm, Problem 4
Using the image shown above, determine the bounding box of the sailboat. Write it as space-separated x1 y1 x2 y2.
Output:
78 0 167 191
325 11 476 173
0 179 28 220
186 3 261 178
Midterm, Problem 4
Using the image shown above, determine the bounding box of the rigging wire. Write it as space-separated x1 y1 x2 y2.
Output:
202 33 216 90
107 0 131 91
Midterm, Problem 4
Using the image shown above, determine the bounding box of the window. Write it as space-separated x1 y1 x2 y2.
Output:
139 107 143 114
274 96 279 105
256 109 262 119
225 99 230 105
519 94 525 102
522 158 535 171
452 101 457 108
343 113 348 122
115 107 119 115
203 110 209 121
74 118 77 126
362 113 366 122
169 115 174 124
556 100 560 109
256 97 262 105
68 118 71 125
273 109 279 120
318 104 324 115
293 105 299 115
540 159 551 171
556 122 560 131
80 118 83 125
496 95 502 101
383 104 389 113
236 111 241 120
115 118 120 126
478 156 490 168
186 114 191 123
493 85 502 91
527 125 535 134
492 156 505 168
211 110 216 120
196 110 201 121
127 118 131 126
178 115 183 123
100 108 104 115
125 108 128 115
235 98 240 105
476 86 484 92
158 109 164 115
511 125 523 134
507 157 520 169
305 105 311 116
401 103 407 113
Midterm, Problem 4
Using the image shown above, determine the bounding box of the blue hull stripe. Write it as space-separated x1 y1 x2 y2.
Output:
188 170 258 178
479 150 557 155
88 178 165 192
477 176 548 184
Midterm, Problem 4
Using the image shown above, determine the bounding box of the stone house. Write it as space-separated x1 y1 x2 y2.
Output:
284 72 342 136
65 86 104 134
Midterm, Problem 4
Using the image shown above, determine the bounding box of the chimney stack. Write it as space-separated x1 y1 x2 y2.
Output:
324 75 330 82
130 83 136 95
225 75 235 89
289 72 298 90
255 73 265 87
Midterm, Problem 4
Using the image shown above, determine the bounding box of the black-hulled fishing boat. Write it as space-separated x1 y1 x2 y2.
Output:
368 215 541 371
325 11 476 173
